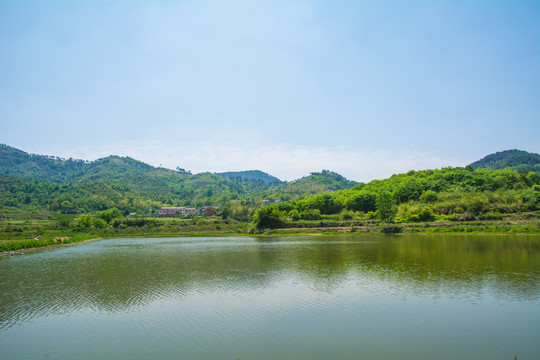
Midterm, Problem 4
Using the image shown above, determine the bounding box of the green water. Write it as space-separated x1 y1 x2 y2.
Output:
1 235 539 359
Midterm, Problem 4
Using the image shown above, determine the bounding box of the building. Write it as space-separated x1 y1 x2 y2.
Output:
158 207 196 217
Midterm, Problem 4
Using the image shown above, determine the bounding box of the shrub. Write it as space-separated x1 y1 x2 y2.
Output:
288 209 301 221
74 214 93 229
96 208 122 224
92 217 108 229
420 190 438 203
253 206 284 229
340 209 354 220
401 204 435 222
346 191 376 212
301 209 322 220
479 211 503 220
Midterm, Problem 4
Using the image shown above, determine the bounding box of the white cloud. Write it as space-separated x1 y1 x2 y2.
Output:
29 141 465 183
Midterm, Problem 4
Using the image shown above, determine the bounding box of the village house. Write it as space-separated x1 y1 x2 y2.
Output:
158 207 196 217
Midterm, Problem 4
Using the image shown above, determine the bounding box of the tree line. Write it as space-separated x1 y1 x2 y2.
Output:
253 167 540 229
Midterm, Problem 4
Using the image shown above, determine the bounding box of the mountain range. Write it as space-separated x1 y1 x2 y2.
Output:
1 144 538 216
0 144 357 210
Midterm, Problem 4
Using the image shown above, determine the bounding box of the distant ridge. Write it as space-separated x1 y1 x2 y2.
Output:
216 170 283 185
2 143 539 218
469 149 540 173
0 144 154 183
261 170 358 200
0 144 358 208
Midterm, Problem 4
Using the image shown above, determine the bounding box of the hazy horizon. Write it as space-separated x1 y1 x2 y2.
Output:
2 1 539 182
4 142 535 183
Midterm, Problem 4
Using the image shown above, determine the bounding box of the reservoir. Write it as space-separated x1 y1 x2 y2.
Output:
1 235 539 359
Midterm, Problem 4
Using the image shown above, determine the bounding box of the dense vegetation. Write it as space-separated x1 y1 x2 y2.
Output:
470 149 540 173
0 176 161 214
0 145 358 218
261 170 357 201
1 144 539 252
0 144 279 207
216 170 283 185
254 167 540 229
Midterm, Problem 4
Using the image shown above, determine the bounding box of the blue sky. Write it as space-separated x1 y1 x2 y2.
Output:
1 0 539 181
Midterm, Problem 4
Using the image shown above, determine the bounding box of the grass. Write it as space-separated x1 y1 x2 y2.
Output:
0 233 97 252
1 214 538 253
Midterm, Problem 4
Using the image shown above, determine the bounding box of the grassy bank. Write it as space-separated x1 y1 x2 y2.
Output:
1 214 539 253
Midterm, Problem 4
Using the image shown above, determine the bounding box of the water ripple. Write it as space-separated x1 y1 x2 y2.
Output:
1 235 540 359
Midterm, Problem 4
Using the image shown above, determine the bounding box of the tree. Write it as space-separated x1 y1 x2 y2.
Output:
74 214 93 229
253 206 283 229
92 217 108 229
346 191 376 212
96 208 122 224
376 191 397 229
420 190 438 203
53 213 72 229
221 205 230 219
60 200 75 213
393 179 424 203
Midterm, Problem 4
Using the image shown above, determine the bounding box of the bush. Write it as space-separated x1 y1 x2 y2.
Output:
92 217 108 229
96 208 122 224
53 213 72 229
400 205 435 222
288 209 301 221
418 205 435 222
420 190 438 203
111 218 158 228
301 209 322 220
435 214 455 221
340 210 355 220
479 211 503 220
346 191 376 212
74 214 93 229
253 206 284 229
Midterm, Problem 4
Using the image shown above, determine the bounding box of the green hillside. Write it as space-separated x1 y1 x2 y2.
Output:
2 144 540 242
216 170 283 185
262 170 358 201
0 145 273 210
6 143 538 228
470 149 540 173
254 166 540 229
0 175 161 215
0 145 358 217
0 144 89 182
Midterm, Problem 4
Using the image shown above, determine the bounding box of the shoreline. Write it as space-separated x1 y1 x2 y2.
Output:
2 225 540 254
1 237 103 255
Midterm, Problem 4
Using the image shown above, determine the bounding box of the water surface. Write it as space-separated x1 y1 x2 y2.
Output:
1 234 539 359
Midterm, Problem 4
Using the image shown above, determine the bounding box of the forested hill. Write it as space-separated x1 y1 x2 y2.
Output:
0 145 361 214
470 149 540 173
261 170 358 201
0 144 157 183
216 170 283 185
254 166 540 229
0 144 277 207
0 144 89 182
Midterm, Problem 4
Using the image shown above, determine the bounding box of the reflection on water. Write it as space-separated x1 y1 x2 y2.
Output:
1 234 539 360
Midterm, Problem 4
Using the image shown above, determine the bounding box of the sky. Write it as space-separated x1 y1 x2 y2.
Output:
1 0 539 182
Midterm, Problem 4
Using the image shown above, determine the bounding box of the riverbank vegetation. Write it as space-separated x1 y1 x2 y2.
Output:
2 214 539 253
1 145 540 253
253 166 539 230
